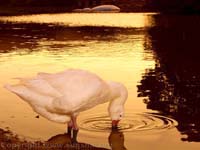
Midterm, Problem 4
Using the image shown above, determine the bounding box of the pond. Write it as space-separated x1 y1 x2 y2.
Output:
0 13 200 149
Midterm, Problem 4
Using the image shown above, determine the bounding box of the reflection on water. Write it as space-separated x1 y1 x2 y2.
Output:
79 113 177 132
138 15 200 143
0 13 156 28
46 129 126 150
0 23 152 57
47 133 109 150
109 129 126 150
45 129 125 150
0 13 156 150
0 13 200 149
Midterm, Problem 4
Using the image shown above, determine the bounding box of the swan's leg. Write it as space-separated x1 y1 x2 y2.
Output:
67 120 73 136
71 115 79 130
72 129 79 144
71 115 79 143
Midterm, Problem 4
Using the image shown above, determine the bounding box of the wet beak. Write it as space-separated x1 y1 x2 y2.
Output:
112 120 120 129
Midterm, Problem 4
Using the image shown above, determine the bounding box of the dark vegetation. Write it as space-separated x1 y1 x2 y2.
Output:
138 15 200 142
148 0 200 14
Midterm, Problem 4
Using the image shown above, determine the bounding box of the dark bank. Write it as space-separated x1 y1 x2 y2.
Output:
0 0 200 15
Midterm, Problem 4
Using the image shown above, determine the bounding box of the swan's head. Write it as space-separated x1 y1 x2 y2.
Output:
110 106 124 128
107 81 128 129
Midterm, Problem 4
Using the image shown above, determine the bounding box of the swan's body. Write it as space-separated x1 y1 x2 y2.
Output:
5 69 128 141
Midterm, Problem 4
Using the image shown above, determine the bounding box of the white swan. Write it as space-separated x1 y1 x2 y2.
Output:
4 69 128 141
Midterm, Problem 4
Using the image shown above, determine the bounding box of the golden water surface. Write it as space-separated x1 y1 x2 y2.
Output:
0 13 199 149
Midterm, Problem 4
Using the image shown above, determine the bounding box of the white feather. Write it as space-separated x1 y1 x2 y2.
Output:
4 69 128 123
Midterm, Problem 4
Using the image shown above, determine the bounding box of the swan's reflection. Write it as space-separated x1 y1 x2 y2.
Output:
46 133 72 149
46 133 108 150
45 129 126 150
109 129 127 150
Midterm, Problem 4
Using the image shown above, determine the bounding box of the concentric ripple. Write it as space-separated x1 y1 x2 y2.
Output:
79 113 178 132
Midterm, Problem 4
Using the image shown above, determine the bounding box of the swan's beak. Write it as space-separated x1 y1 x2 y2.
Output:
112 120 120 129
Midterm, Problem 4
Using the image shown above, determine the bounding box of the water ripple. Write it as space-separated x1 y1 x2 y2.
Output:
79 113 178 133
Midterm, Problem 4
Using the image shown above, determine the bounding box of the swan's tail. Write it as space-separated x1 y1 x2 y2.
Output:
4 83 51 106
4 78 27 93
4 84 17 93
4 84 30 99
4 84 70 124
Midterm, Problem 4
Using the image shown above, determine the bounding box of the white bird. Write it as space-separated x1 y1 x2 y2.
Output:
4 69 128 142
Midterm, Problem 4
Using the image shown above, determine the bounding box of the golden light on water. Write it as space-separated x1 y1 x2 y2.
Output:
0 28 155 139
0 13 156 28
0 12 170 149
0 11 200 150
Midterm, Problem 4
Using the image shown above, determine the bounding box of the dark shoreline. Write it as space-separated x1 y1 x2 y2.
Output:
0 6 199 16
0 5 199 16
0 128 108 150
0 128 44 150
0 6 74 16
0 6 156 16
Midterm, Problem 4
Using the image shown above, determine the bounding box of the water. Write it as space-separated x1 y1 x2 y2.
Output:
79 113 178 132
0 13 200 149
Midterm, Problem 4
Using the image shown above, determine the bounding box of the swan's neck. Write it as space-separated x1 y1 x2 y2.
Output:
107 81 128 109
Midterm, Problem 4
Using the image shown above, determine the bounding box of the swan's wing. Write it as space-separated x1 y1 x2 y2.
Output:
51 74 110 113
5 84 70 123
5 83 71 115
4 84 53 107
37 69 104 93
37 69 111 112
18 77 62 98
33 106 70 123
